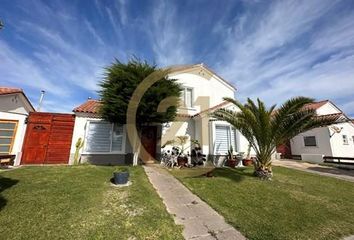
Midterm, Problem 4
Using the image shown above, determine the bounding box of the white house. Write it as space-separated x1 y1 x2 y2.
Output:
69 64 251 165
0 87 35 165
289 100 354 162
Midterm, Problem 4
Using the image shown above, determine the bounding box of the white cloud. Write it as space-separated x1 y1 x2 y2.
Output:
217 0 354 115
0 1 114 112
115 0 127 26
106 7 122 42
147 1 193 66
16 21 107 92
342 101 354 118
0 40 70 96
84 19 105 45
1 0 353 116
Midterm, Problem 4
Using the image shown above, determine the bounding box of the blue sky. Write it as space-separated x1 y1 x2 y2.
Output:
0 0 354 117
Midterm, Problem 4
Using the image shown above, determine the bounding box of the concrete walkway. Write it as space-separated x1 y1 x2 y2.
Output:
273 159 354 183
144 165 246 240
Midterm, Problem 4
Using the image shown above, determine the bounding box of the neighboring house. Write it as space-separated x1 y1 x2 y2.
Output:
288 100 354 162
70 64 251 165
0 87 35 165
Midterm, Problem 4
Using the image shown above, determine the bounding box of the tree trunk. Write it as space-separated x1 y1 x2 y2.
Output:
254 154 273 180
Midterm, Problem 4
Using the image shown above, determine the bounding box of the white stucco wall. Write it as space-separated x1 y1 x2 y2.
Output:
69 114 131 164
290 127 333 156
0 94 31 115
0 93 33 166
161 67 238 156
329 122 354 157
291 101 354 158
0 111 28 165
208 120 254 155
161 117 254 157
161 119 195 153
168 70 235 115
70 115 98 157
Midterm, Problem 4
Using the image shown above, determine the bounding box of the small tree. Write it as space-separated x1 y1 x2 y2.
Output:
99 58 182 163
211 97 339 179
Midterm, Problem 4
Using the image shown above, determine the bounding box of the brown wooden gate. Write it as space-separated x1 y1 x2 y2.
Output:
21 112 75 164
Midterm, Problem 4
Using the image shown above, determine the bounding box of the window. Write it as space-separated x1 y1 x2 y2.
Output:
215 125 237 154
85 121 124 153
303 136 317 147
0 120 18 154
181 87 193 108
342 135 349 145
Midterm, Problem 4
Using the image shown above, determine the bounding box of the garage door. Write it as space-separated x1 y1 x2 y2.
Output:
21 112 75 164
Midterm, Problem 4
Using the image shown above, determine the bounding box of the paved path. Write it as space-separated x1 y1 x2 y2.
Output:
144 165 246 240
273 159 354 183
343 235 354 240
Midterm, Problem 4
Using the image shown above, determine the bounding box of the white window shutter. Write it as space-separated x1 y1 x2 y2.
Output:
86 122 112 152
215 125 230 154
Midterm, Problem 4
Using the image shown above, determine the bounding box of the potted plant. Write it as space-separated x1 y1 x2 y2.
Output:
162 137 190 167
242 144 253 166
175 136 189 166
113 167 129 185
226 145 237 168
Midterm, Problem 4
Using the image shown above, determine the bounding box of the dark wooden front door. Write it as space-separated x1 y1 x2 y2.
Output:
140 126 157 162
21 113 75 164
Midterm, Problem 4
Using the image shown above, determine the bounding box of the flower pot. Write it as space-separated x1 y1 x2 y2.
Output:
242 159 253 166
227 159 237 168
113 171 129 185
177 156 188 166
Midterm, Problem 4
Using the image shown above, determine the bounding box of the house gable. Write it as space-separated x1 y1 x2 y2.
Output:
167 64 236 111
0 93 34 114
315 101 342 116
0 87 35 114
167 63 236 92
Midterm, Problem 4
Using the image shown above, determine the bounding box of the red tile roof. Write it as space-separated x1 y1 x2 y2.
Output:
0 87 23 95
73 99 230 119
193 100 230 117
176 113 193 118
304 100 329 110
73 99 102 113
316 112 342 119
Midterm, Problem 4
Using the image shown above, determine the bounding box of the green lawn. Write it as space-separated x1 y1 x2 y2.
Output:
171 166 354 240
0 165 183 240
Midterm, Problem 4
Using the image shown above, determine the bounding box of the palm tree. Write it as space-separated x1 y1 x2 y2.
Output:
211 97 339 179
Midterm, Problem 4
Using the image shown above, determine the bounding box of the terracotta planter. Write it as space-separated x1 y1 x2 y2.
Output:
242 159 253 166
177 156 188 166
227 159 237 168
